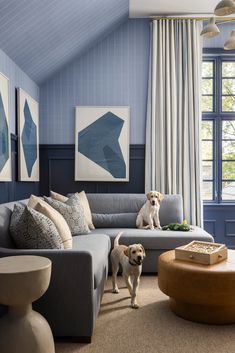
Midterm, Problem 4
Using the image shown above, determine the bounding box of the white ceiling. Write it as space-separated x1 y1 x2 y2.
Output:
129 0 221 17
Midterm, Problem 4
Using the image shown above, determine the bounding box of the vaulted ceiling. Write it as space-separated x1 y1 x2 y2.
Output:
0 0 129 83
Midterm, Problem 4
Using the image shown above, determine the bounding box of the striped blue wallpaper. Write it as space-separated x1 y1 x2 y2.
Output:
40 19 150 145
0 48 39 134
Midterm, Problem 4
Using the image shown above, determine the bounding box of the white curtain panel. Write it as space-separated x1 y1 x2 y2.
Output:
145 19 203 226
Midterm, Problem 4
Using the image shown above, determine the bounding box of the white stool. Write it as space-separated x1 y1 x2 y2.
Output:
0 255 55 353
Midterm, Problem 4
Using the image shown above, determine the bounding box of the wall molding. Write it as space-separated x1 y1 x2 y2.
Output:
39 144 145 196
225 220 235 237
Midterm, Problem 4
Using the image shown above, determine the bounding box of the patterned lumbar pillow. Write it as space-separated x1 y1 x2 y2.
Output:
44 194 90 235
50 190 95 230
10 204 64 249
28 195 72 249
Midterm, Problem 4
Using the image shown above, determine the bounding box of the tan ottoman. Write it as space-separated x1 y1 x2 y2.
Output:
158 249 235 324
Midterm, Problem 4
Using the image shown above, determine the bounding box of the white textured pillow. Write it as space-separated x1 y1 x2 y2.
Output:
28 195 72 249
44 195 90 235
50 190 95 230
50 190 68 203
78 191 95 230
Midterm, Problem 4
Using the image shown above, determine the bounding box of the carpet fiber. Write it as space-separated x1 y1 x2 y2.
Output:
55 276 235 353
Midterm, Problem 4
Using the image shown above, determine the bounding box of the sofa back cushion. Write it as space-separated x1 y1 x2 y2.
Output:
86 194 183 227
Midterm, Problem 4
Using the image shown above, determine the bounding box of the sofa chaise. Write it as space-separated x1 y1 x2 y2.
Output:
0 193 213 342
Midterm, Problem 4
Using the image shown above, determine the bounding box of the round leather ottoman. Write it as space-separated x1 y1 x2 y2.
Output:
158 249 235 324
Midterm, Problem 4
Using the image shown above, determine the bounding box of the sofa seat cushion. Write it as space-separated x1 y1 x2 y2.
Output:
72 234 111 289
90 227 214 250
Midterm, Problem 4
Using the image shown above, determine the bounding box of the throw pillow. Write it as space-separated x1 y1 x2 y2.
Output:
50 190 95 230
10 204 64 249
44 195 90 235
28 194 44 209
78 191 95 230
28 195 72 249
50 190 68 203
35 203 73 249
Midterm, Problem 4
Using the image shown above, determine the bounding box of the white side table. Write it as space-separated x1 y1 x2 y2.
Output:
0 255 55 353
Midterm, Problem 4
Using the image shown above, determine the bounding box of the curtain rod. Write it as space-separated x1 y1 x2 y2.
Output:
150 16 235 21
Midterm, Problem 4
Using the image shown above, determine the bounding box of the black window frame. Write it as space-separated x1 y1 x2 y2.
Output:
202 53 235 204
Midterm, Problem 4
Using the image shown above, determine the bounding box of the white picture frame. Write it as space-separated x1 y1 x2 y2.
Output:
0 72 11 181
17 88 39 181
75 106 130 182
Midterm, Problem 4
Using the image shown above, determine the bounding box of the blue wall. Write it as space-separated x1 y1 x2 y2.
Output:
0 48 39 134
0 48 40 203
40 19 150 145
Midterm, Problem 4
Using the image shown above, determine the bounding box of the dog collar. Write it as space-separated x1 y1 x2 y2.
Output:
129 260 138 266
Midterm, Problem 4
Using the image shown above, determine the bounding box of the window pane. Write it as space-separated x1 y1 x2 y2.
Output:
222 181 235 200
202 79 213 94
202 96 213 112
202 141 213 160
202 62 213 77
222 96 235 112
202 121 213 139
202 161 213 180
222 78 235 95
222 141 235 160
222 62 235 77
222 161 235 179
222 120 235 139
202 181 213 200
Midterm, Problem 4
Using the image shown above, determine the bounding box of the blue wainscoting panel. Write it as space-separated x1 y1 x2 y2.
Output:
40 19 150 145
203 220 216 239
225 220 235 237
39 144 145 196
204 205 235 248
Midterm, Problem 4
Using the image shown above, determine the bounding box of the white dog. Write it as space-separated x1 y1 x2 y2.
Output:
136 191 164 230
111 232 146 309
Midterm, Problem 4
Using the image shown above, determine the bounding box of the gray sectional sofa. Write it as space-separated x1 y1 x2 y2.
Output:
0 193 213 342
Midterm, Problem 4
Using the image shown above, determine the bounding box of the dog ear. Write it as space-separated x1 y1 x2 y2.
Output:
146 192 151 200
140 244 146 257
157 192 164 203
124 246 131 258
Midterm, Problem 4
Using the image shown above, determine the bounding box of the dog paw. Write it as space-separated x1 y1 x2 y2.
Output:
131 303 139 309
112 288 119 294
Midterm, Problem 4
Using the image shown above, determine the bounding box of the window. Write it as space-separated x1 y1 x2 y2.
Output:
202 57 235 202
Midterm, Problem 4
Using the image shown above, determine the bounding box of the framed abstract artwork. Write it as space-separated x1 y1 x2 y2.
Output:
17 88 39 181
0 72 11 181
75 106 130 182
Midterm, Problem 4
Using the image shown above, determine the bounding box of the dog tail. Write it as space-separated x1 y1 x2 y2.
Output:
114 231 124 247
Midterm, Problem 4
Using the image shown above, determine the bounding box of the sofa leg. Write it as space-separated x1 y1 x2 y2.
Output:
72 336 92 343
55 336 92 344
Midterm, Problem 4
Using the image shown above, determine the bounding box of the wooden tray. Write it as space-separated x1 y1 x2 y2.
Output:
175 241 228 265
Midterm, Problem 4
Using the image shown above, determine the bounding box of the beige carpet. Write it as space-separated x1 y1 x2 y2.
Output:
55 276 235 353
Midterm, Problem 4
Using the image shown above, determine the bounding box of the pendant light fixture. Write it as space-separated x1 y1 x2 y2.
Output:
200 0 235 50
214 0 235 16
200 17 220 38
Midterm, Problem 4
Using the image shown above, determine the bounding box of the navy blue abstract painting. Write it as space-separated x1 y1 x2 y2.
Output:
21 99 37 177
78 111 127 179
0 93 9 173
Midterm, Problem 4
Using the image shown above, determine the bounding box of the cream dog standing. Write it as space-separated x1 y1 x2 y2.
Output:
136 191 164 230
111 232 146 309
